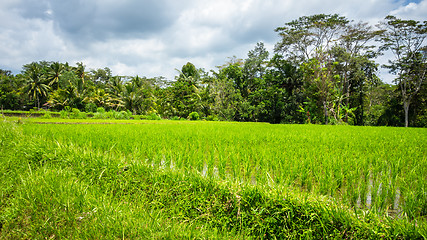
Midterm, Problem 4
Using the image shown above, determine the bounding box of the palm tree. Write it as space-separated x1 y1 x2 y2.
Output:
121 83 144 114
24 62 50 109
131 75 144 88
47 62 64 90
107 76 124 96
75 62 86 85
47 89 69 110
92 89 119 110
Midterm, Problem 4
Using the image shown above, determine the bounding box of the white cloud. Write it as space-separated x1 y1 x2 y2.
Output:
390 0 427 20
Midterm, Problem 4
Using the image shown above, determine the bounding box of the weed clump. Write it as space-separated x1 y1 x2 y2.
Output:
188 112 200 121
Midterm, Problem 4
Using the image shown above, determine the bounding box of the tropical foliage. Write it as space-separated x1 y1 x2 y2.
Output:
1 15 426 127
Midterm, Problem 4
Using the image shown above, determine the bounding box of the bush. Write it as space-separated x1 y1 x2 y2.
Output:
113 111 124 119
105 111 114 119
59 110 69 119
70 108 80 119
171 116 180 121
147 113 161 120
96 107 106 114
188 112 200 121
85 103 97 113
78 112 87 119
125 110 132 120
93 112 104 119
59 106 72 119
41 112 52 119
206 115 219 121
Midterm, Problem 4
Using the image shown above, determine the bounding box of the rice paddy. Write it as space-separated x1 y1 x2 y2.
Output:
21 121 427 218
1 118 426 238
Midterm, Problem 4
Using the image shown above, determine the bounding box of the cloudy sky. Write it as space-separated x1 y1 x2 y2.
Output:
0 0 426 82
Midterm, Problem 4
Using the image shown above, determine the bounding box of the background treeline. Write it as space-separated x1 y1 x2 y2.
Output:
1 14 426 127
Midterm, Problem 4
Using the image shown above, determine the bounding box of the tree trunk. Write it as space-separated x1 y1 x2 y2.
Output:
344 83 351 123
344 69 349 123
323 101 328 125
403 101 410 128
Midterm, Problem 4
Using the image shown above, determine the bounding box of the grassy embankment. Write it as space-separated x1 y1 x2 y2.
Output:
0 118 426 238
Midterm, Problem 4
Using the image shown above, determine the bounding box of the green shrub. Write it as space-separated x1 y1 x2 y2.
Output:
111 111 131 120
105 111 114 119
59 107 72 118
113 111 123 119
96 107 106 114
93 112 104 119
70 108 80 119
125 110 132 120
147 113 161 120
41 112 52 119
171 116 180 121
60 110 69 119
118 111 131 120
85 103 97 113
206 115 219 121
78 112 88 119
188 112 200 121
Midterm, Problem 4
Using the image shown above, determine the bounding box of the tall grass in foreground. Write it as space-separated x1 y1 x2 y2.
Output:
0 122 243 239
22 121 427 220
1 121 426 238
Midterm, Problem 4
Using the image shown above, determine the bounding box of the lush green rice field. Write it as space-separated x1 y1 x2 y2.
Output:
1 119 427 238
21 121 427 216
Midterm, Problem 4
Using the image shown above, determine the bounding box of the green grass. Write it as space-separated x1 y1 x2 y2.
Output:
20 119 427 218
1 109 61 117
1 119 426 238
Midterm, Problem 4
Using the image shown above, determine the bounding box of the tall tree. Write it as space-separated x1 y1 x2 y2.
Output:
379 15 427 127
210 63 245 121
275 14 349 124
264 54 304 123
243 42 269 96
121 82 143 114
47 62 65 90
48 70 86 110
106 76 124 110
23 62 50 109
275 14 349 63
90 67 112 85
171 62 202 118
75 62 87 85
0 70 24 110
333 22 382 123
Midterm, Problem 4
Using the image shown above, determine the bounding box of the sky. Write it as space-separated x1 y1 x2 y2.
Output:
0 0 426 82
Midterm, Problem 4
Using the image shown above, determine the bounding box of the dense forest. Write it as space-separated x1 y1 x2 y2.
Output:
1 14 426 127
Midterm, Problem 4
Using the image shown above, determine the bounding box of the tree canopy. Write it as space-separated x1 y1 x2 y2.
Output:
1 14 426 127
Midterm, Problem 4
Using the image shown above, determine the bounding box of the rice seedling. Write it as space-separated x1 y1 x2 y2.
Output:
1 120 426 238
18 121 427 219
